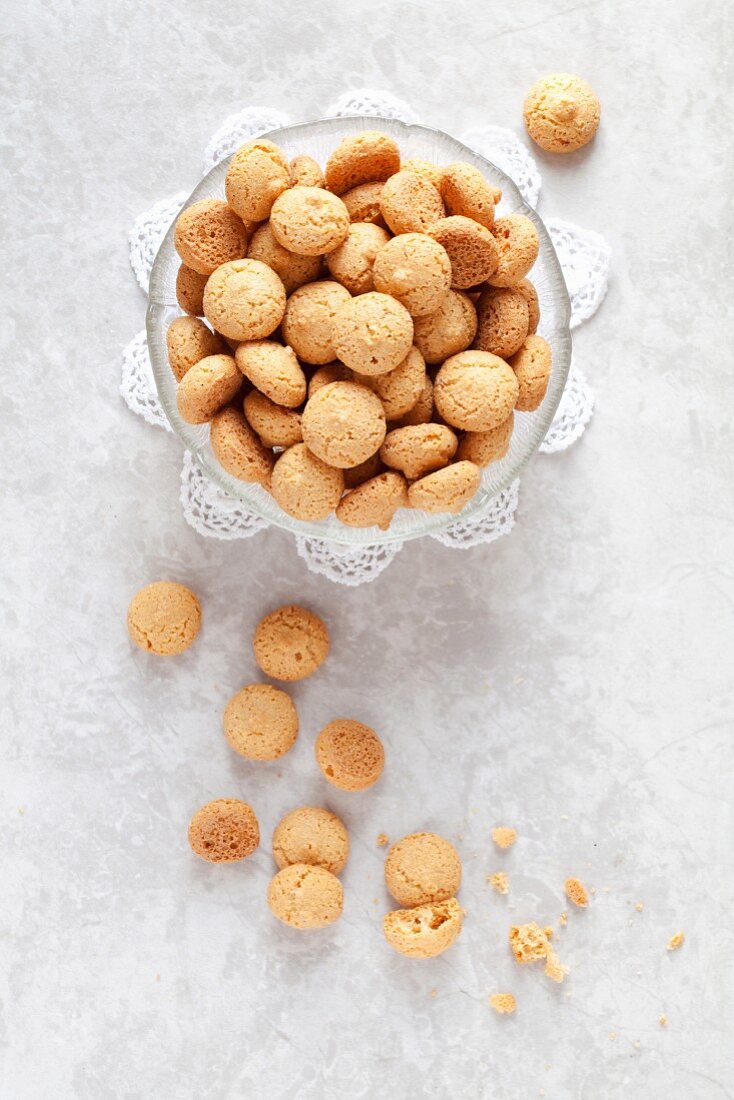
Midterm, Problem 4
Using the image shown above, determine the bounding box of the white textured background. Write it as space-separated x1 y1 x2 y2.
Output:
2 1 733 1097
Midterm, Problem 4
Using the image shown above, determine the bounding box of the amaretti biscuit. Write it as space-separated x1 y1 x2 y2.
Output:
380 424 458 480
282 280 351 365
290 154 325 188
174 200 250 276
457 413 514 466
523 73 600 153
434 350 519 432
301 381 386 468
332 292 414 376
176 264 208 316
487 215 539 288
509 335 552 411
253 604 329 682
441 162 498 228
325 130 401 194
383 898 463 958
407 461 482 514
166 316 227 382
379 170 445 235
267 863 343 929
336 471 408 531
341 181 387 226
235 340 307 409
384 832 462 908
270 444 344 520
401 158 444 190
308 363 352 396
326 221 391 294
270 187 350 256
272 806 349 875
315 719 385 792
188 798 259 863
355 346 426 419
127 581 201 656
517 279 540 334
203 259 286 342
390 376 434 427
223 683 298 761
247 222 322 295
210 406 274 486
244 390 303 448
225 138 290 222
412 290 477 365
342 451 385 489
427 216 499 289
177 354 242 424
474 286 530 359
372 233 452 317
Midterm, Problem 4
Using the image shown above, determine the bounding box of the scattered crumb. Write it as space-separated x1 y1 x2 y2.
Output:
509 922 567 982
488 871 509 895
430 989 438 998
155 973 160 982
539 1090 546 1097
544 946 567 983
589 885 597 896
632 1040 641 1050
659 1014 668 1027
376 832 389 847
544 926 554 940
609 1032 617 1041
667 931 685 952
559 911 568 927
635 901 644 912
492 826 517 850
565 878 589 907
489 992 516 1015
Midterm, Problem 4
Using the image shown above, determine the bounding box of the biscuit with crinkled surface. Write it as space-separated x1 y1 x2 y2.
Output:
343 452 384 489
516 279 540 334
203 259 286 342
166 316 227 381
127 581 201 656
271 444 344 520
210 406 273 486
441 162 498 228
177 354 242 424
302 381 386 468
380 424 458 481
176 264 209 316
413 291 477 365
428 216 499 289
385 832 462 907
244 390 302 448
401 158 444 190
282 280 351 365
380 170 445 235
253 603 329 681
355 346 426 419
247 222 322 295
174 200 250 276
458 414 514 467
524 73 600 153
487 216 539 288
474 286 530 359
509 335 552 411
408 461 481 514
327 222 390 294
308 363 352 396
325 130 401 194
434 350 519 432
272 807 349 875
383 898 463 958
332 292 414 376
235 340 306 409
341 181 387 226
267 864 343 929
372 233 451 318
315 719 385 791
270 187 350 256
223 683 298 761
225 138 290 222
336 471 408 530
188 799 259 862
290 154 325 188
390 376 434 427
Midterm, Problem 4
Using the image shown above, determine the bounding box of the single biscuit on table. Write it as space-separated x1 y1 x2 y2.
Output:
203 259 286 342
379 170 445 235
243 390 303 448
177 353 242 424
253 604 329 682
223 683 298 761
326 222 391 295
383 898 464 958
355 346 426 420
290 154 325 188
210 406 274 486
267 863 343 929
487 216 539 288
427 216 499 289
270 443 344 520
325 130 401 194
384 832 462 908
441 162 499 228
270 187 350 256
336 471 408 531
127 581 201 656
343 451 385 489
524 73 600 153
412 290 477 365
434 350 519 432
315 719 385 792
407 461 482 514
380 424 458 481
176 264 209 316
308 363 352 397
247 222 322 295
188 799 259 863
272 806 349 875
301 381 386 469
372 233 452 318
235 340 307 409
282 280 352 365
474 286 530 359
341 181 388 226
166 316 227 381
332 292 414 376
390 376 434 428
509 335 552 411
174 200 250 276
401 158 444 190
457 414 514 467
225 138 290 222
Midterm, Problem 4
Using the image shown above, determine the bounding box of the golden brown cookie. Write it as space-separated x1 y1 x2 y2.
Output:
401 158 444 190
355 346 426 419
427 216 499 289
176 264 209 316
243 390 303 448
509 335 552 411
188 799 260 863
166 316 227 382
225 138 290 222
290 154 325 188
270 187 350 256
315 719 385 791
203 259 286 342
457 413 514 466
408 461 482 514
341 181 387 226
343 452 385 489
325 130 401 194
372 233 452 318
380 424 458 480
332 292 414 376
383 898 464 958
302 381 386 468
524 74 600 153
282 280 352 365
487 216 539 288
210 406 274 486
390 376 434 427
270 443 344 521
267 863 343 929
127 581 201 656
336 471 408 530
253 604 329 681
412 290 478 365
474 286 530 359
235 340 307 409
434 350 519 431
384 832 462 907
326 221 391 294
223 683 298 761
379 170 445 235
177 354 242 424
516 279 540 334
174 200 250 276
247 222 323 295
272 806 349 875
308 363 352 396
441 162 498 228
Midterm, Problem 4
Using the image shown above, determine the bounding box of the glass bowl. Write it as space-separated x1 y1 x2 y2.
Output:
147 115 572 546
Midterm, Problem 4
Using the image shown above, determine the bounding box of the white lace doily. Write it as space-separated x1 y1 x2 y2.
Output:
121 89 610 585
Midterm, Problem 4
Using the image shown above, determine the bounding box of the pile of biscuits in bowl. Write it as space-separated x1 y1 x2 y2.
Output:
167 129 552 531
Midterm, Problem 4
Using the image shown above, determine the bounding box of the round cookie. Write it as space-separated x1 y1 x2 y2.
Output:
166 316 227 382
267 863 343 929
188 799 260 863
308 363 352 397
384 832 462 908
427 216 499 289
282 280 352 365
441 162 498 228
487 215 539 288
434 350 519 431
331 292 414 376
272 806 349 875
244 390 303 448
524 73 600 153
380 424 458 481
225 138 290 222
302 381 386 468
127 581 201 656
407 461 482 514
223 683 298 761
401 158 444 190
383 898 464 958
315 719 385 792
177 354 242 424
174 200 250 276
517 279 540 333
270 187 350 256
379 170 445 235
343 451 385 489
253 604 329 682
270 443 344 521
290 154 325 188
235 340 307 409
210 406 274 486
372 233 452 318
412 290 477 365
326 222 391 295
247 222 322 295
336 471 408 531
509 335 552 411
457 413 514 467
390 376 434 428
325 130 401 194
203 259 286 342
341 181 387 226
176 264 208 316
474 286 530 359
355 346 426 419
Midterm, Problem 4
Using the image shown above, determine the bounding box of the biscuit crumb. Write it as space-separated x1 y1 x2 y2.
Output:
492 826 517 850
544 926 554 940
659 1014 668 1027
430 989 438 998
376 833 389 847
488 871 509 895
509 922 567 982
18 807 25 815
632 1040 641 1050
609 1032 617 1041
635 902 644 912
564 877 589 908
489 992 516 1015
559 911 568 927
544 946 567 983
667 932 685 952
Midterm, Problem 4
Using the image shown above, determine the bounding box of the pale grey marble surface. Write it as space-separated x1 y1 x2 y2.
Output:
2 1 733 1097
